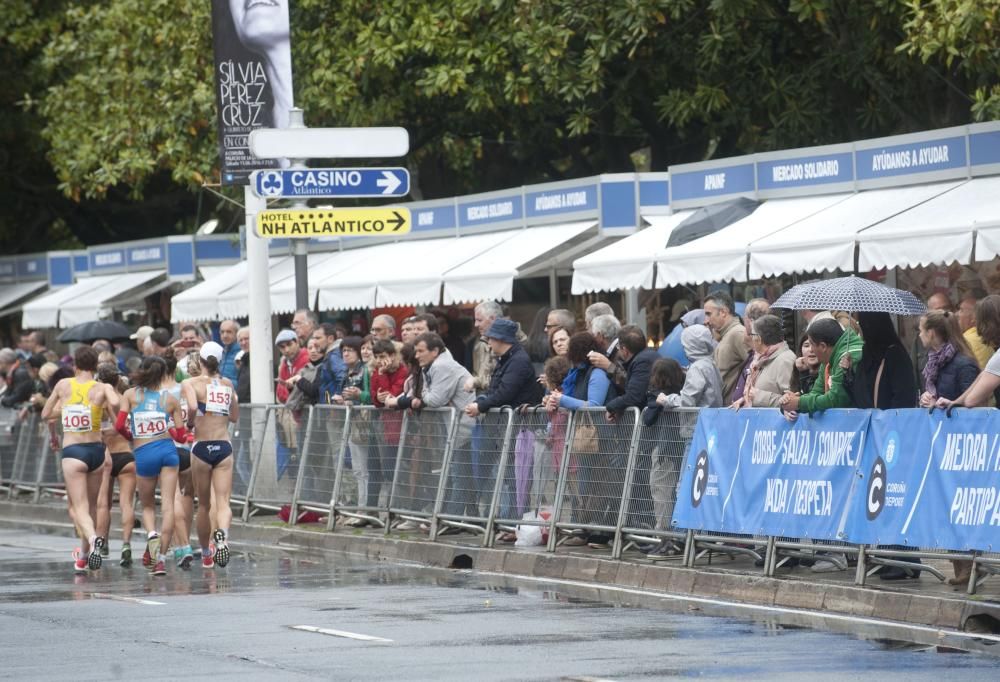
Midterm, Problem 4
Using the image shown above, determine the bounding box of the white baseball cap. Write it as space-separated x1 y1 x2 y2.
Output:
274 329 297 345
200 341 224 362
130 325 154 341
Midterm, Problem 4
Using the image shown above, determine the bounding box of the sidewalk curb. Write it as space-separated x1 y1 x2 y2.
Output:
3 500 998 635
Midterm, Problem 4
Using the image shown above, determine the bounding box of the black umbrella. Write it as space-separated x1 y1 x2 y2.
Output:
666 197 759 247
57 320 133 344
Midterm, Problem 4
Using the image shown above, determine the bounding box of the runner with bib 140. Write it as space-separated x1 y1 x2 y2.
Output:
41 347 120 574
183 342 239 568
115 356 190 577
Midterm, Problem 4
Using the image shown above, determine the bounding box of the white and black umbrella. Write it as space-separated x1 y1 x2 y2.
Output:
770 275 926 316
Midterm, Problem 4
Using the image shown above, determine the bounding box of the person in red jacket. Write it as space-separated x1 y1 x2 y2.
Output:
275 329 309 404
367 339 409 510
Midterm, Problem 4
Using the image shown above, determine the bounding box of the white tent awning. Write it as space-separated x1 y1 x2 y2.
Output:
655 194 852 287
443 221 596 304
315 232 513 311
0 281 48 318
59 271 167 327
570 213 693 294
23 272 165 328
748 181 963 279
171 260 256 322
858 177 1000 271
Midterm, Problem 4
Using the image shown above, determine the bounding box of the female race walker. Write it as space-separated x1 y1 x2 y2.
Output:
115 356 189 576
162 353 196 568
41 347 119 574
95 362 137 567
183 342 238 568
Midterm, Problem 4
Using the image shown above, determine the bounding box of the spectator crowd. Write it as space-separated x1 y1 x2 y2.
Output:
5 289 1000 585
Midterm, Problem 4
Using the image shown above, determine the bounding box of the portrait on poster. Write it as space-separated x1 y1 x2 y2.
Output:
211 0 294 185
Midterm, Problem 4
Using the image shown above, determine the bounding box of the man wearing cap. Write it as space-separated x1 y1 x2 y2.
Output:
131 325 154 350
275 329 309 404
464 319 541 417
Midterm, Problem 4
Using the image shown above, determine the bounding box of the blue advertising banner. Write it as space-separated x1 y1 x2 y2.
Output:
845 409 1000 551
756 151 854 190
855 135 966 182
672 408 869 539
670 163 755 204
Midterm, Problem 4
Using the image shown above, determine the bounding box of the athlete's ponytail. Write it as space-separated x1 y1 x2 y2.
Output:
202 355 220 376
132 355 167 390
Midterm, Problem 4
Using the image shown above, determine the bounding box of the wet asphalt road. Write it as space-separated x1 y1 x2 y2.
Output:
0 527 998 681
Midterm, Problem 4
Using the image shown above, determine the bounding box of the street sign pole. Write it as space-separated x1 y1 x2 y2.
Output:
287 108 310 312
245 186 274 404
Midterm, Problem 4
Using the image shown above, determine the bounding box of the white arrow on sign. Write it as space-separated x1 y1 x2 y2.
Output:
376 170 403 195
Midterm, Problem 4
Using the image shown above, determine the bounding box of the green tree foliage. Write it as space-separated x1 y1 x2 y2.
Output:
897 0 1000 121
1 0 997 251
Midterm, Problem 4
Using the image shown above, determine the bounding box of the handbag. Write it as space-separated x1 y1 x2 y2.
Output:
571 412 599 455
276 407 298 449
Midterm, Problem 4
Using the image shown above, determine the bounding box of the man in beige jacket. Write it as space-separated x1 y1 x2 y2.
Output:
705 291 747 400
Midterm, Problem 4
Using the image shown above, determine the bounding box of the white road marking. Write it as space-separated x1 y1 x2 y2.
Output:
289 625 392 643
479 571 1000 646
91 593 165 606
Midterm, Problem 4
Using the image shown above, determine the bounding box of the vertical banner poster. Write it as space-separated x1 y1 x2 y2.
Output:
846 409 1000 551
672 408 869 540
210 0 294 184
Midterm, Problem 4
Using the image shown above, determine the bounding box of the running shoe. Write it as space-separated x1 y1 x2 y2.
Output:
212 529 230 567
72 548 87 574
202 547 215 569
176 546 194 570
144 535 161 571
120 543 132 568
88 537 105 570
99 538 109 558
152 559 166 576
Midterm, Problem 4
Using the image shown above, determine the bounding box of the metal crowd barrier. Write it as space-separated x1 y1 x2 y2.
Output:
434 408 512 542
11 398 1000 597
230 403 269 516
243 405 301 519
7 412 41 499
289 404 349 525
329 405 405 530
0 407 21 494
480 408 551 548
387 407 456 535
548 407 640 552
616 408 697 560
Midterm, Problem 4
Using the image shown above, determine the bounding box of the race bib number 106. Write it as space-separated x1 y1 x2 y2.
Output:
62 404 92 433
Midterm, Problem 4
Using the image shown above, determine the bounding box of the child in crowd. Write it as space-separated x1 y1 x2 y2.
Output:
641 358 688 553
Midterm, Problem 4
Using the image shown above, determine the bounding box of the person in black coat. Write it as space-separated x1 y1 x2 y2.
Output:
841 311 919 581
605 326 657 416
842 312 916 409
917 310 979 406
465 319 542 416
1 354 44 408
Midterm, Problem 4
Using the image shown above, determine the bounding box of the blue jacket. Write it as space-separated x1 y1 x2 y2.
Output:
932 352 979 401
219 341 240 388
316 348 348 404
